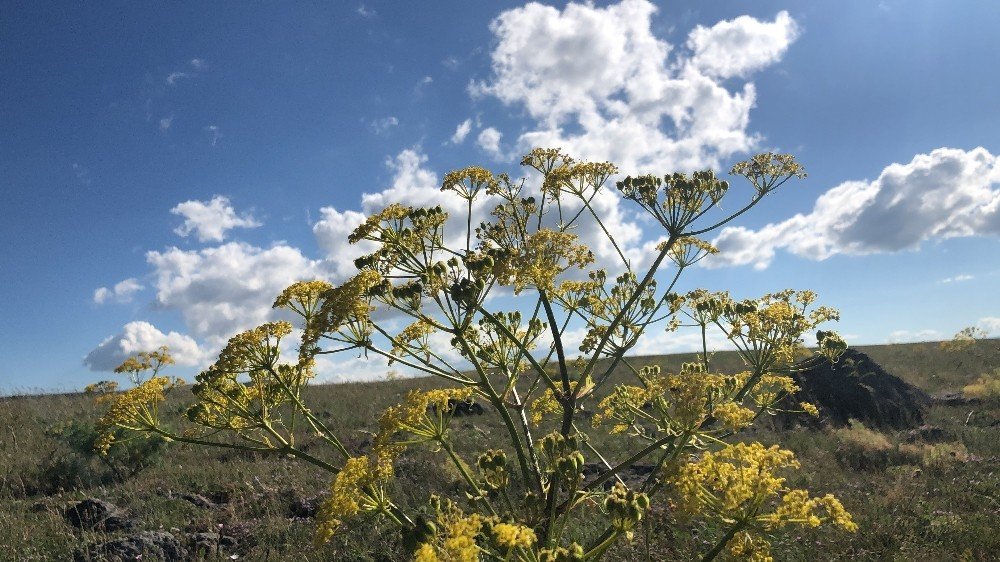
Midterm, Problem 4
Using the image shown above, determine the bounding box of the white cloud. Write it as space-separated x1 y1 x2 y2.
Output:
940 274 974 284
450 118 473 144
204 125 222 146
84 321 207 372
357 4 376 18
146 242 324 344
708 147 1000 269
165 71 189 86
886 329 941 344
471 1 798 172
94 278 144 304
190 58 207 70
159 116 173 130
476 127 504 159
171 195 261 243
370 116 399 135
312 207 374 281
978 317 1000 336
687 11 799 79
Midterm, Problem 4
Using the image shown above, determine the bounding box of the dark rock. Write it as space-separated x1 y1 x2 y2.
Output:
428 397 485 417
905 425 948 443
932 392 979 406
289 494 323 519
64 498 135 532
776 349 930 431
189 532 239 556
180 493 218 509
76 531 186 562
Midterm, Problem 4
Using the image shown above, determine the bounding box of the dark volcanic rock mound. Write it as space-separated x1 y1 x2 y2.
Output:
778 348 930 430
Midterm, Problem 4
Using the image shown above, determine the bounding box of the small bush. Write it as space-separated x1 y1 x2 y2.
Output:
962 368 1000 401
39 420 167 491
833 420 897 470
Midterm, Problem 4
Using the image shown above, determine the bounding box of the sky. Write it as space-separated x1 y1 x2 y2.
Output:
1 0 998 393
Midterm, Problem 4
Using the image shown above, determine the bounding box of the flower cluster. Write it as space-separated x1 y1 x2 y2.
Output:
113 346 174 384
89 148 858 562
676 442 856 560
94 375 180 454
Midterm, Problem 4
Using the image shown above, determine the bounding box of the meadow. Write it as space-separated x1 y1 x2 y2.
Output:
1 338 997 561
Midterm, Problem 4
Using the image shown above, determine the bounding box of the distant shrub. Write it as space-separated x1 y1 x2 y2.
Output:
833 420 895 470
913 442 970 471
39 420 167 492
963 368 1000 401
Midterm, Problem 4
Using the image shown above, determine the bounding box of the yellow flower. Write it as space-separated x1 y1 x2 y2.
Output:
94 375 178 454
415 502 483 562
729 531 773 562
491 521 536 551
441 166 498 199
413 543 439 562
530 388 562 425
273 279 332 315
712 401 756 431
800 402 820 417
315 456 386 544
492 229 594 294
374 387 474 462
677 442 797 516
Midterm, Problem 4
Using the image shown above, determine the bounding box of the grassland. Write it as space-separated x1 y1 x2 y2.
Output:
1 339 997 561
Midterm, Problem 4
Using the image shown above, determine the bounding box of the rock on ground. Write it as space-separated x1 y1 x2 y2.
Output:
777 348 930 430
63 498 135 532
76 531 186 562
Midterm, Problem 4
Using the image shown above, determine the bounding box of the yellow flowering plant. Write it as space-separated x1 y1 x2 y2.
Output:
94 148 856 560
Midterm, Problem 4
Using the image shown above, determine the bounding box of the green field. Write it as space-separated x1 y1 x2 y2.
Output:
2 339 997 561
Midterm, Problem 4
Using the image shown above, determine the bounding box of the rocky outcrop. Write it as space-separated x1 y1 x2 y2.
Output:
63 498 135 532
76 531 186 562
777 349 930 430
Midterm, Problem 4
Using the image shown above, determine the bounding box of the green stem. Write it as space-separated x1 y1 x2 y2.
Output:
701 519 748 562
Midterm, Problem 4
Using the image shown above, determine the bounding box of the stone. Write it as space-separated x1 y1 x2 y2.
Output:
76 531 185 562
64 498 135 532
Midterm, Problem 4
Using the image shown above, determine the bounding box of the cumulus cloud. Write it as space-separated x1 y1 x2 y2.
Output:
708 147 1000 269
450 118 473 144
476 127 504 159
94 278 144 304
471 0 798 172
84 321 207 372
146 242 324 345
687 11 799 79
171 195 261 243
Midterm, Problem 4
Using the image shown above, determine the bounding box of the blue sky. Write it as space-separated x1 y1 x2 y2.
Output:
2 0 998 393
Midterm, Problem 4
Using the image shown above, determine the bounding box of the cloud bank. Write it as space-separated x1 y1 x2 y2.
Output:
709 147 1000 269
